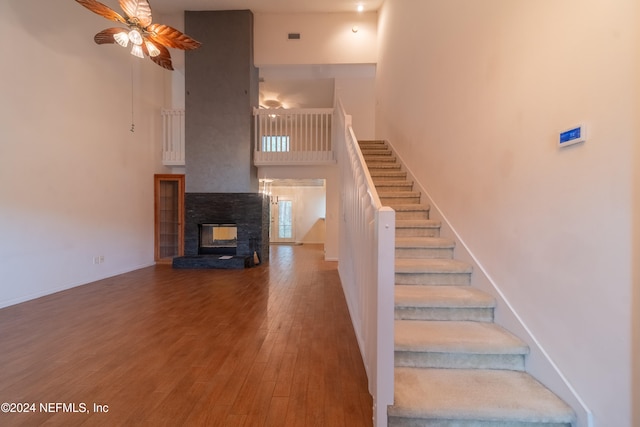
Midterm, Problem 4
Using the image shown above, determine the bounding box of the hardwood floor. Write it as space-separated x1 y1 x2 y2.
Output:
0 245 372 426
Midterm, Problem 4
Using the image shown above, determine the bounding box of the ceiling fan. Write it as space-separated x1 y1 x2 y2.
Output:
75 0 201 70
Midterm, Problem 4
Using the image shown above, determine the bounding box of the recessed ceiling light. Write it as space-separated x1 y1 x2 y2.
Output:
357 4 364 12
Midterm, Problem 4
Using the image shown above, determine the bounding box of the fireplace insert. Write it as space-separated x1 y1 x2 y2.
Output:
198 223 237 255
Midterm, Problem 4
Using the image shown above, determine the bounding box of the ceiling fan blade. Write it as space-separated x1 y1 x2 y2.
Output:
147 24 202 50
94 27 125 44
119 0 153 27
75 0 126 24
142 42 174 70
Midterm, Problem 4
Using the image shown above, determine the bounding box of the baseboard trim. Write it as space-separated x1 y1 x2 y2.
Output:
0 262 156 309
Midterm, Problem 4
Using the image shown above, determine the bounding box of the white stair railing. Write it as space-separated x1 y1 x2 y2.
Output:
161 109 185 166
253 108 335 165
335 100 395 427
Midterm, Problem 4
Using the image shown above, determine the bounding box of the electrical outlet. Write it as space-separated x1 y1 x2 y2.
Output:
93 256 100 265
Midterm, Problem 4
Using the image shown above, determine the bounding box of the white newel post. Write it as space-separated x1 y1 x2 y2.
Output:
375 207 395 427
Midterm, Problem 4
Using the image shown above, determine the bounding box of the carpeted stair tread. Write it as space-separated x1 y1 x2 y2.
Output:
396 258 472 274
395 285 495 308
395 320 529 355
390 368 575 424
396 237 455 249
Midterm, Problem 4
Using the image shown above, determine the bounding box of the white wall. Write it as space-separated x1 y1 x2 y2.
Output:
334 65 377 140
254 12 377 66
376 0 637 426
255 12 377 140
260 78 335 108
159 13 186 110
0 1 168 308
270 184 326 244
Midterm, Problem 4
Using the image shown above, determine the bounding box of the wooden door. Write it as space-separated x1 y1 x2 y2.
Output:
154 174 185 263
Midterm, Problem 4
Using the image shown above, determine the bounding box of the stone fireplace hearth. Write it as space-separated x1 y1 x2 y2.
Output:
173 193 269 269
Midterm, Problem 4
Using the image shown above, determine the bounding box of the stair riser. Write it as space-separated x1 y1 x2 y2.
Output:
373 178 410 185
395 351 526 371
388 418 573 427
362 155 396 162
396 272 471 286
362 150 396 158
395 211 431 221
377 185 414 192
381 196 422 205
367 164 402 170
395 307 494 322
396 228 440 238
360 148 389 153
362 148 392 154
396 248 454 259
372 173 408 181
366 160 398 166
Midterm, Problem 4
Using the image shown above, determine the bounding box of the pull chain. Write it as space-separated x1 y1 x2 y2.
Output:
130 62 135 133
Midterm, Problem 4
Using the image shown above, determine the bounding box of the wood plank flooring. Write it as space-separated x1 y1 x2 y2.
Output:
0 244 372 426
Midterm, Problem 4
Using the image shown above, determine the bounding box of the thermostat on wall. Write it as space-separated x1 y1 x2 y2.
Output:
559 125 586 148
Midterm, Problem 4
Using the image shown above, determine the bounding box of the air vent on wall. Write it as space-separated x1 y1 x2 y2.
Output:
287 33 301 40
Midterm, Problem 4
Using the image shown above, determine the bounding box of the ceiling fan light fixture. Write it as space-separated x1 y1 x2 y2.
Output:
145 41 161 57
113 31 129 47
75 0 202 71
130 44 144 58
128 28 143 45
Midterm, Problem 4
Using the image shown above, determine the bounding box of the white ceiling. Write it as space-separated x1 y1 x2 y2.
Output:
150 0 384 14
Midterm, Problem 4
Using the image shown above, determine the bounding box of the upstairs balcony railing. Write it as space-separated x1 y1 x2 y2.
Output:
160 108 335 167
253 108 335 166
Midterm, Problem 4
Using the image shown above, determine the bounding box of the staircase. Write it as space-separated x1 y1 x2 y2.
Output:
358 140 576 427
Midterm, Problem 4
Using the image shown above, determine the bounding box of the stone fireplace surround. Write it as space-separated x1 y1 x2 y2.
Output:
173 193 269 268
172 11 264 269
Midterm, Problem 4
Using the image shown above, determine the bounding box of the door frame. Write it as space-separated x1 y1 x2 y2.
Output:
154 174 185 263
270 196 295 244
